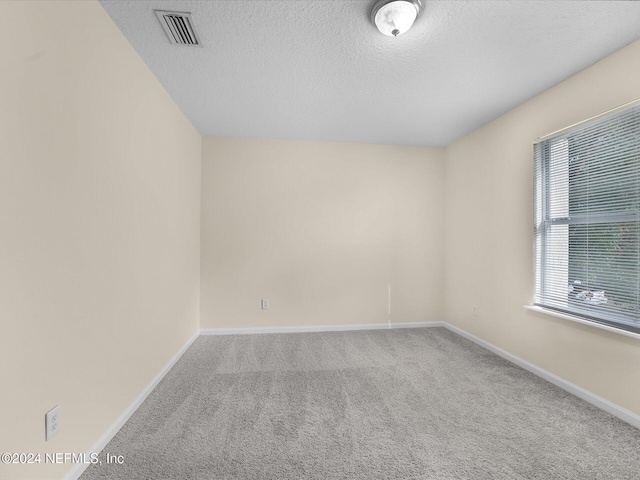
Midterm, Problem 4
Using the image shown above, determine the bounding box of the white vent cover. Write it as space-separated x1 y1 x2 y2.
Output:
154 10 202 46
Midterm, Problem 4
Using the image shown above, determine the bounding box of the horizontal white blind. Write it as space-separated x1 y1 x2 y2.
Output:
534 104 640 333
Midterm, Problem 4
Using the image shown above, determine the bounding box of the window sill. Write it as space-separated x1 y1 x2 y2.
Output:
523 305 640 340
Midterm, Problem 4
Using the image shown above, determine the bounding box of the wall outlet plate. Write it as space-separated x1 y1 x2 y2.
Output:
45 405 60 441
261 299 270 310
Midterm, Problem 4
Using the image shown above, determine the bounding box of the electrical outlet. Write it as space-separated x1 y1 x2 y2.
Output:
45 405 60 441
261 299 270 310
472 305 478 317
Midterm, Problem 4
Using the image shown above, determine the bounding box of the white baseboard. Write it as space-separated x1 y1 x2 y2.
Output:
442 323 640 430
64 331 200 480
200 321 444 336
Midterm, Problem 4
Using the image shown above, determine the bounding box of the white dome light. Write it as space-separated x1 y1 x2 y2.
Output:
371 0 422 37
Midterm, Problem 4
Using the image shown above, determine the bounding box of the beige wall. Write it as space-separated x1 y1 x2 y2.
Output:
201 138 444 329
443 39 640 416
0 2 201 479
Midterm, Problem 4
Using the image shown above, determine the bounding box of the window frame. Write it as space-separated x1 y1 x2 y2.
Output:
532 98 640 336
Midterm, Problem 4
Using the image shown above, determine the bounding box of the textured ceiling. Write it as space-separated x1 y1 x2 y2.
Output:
99 0 640 147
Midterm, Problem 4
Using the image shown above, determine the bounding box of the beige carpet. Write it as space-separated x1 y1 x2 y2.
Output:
81 327 640 479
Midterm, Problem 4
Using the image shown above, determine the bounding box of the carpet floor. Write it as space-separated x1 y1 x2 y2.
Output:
80 327 640 479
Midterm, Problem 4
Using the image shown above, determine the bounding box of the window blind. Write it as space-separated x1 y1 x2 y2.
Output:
533 101 640 334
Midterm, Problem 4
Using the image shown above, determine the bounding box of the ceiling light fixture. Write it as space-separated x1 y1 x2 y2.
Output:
371 0 422 37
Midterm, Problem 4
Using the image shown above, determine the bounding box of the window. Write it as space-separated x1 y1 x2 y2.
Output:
534 100 640 334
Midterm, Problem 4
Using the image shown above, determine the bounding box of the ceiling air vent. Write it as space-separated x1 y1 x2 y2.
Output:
154 10 202 46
